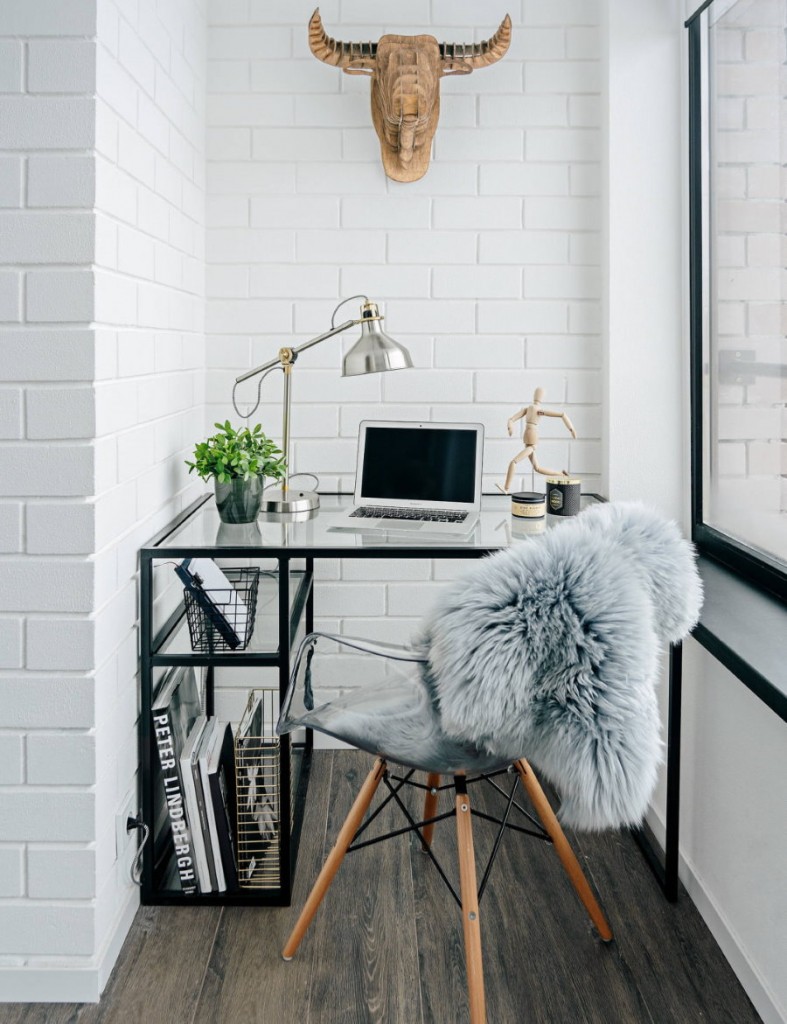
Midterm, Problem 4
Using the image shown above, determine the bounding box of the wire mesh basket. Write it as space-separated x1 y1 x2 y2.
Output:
234 689 281 889
183 566 260 652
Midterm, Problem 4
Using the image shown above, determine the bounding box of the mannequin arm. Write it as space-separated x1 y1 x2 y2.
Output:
506 407 526 436
540 408 577 439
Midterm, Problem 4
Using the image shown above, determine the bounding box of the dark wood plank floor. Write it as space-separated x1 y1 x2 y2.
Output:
0 751 762 1024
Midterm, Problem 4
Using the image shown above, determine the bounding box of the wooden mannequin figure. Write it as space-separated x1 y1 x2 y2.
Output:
497 387 577 494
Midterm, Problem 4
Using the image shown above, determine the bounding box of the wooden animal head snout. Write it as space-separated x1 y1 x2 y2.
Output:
308 9 512 182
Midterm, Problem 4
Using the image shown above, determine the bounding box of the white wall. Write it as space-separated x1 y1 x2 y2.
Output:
0 0 206 1002
681 641 787 1024
607 3 786 1023
604 0 684 515
0 0 99 998
92 0 206 993
206 0 604 646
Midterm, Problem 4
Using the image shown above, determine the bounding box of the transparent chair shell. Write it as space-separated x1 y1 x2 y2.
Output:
277 631 516 775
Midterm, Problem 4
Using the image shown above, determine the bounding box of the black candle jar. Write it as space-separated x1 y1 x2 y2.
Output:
546 478 581 517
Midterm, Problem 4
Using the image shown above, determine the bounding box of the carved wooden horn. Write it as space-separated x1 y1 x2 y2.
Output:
308 8 377 71
440 14 512 71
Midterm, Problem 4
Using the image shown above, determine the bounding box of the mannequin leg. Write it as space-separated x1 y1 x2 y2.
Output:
530 453 569 478
497 447 534 494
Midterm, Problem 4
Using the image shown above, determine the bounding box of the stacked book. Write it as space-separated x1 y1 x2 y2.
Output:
151 664 255 894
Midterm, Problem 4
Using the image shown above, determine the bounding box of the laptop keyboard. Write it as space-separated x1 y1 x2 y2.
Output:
350 506 468 524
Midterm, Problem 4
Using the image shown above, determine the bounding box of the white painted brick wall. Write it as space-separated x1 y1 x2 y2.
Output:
0 0 99 988
205 3 603 655
26 733 96 786
0 0 205 998
0 734 23 784
27 847 96 900
0 847 23 898
90 0 206 976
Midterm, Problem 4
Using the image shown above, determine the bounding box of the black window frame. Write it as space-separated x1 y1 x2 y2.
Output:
686 2 787 605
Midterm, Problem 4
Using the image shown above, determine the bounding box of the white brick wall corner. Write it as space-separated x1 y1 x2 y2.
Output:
0 0 205 1000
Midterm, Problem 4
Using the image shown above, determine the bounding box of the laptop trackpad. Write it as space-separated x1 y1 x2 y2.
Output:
380 520 423 530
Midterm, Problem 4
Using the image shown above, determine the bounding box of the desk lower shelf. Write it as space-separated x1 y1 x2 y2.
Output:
139 545 315 908
144 742 311 908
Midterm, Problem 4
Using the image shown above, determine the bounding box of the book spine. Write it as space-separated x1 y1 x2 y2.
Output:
192 758 218 892
209 766 239 892
200 740 226 892
152 709 198 895
180 744 211 893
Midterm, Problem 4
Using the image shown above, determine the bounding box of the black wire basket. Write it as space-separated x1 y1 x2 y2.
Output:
183 566 260 652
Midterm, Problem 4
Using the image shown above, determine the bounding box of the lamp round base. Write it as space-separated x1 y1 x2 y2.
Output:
261 489 320 515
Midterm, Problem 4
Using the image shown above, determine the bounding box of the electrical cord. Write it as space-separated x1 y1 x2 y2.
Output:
330 293 368 328
126 816 150 886
231 364 283 420
265 472 320 492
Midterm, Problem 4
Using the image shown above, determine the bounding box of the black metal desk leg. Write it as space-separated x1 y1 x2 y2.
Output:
664 640 682 901
278 557 292 897
631 640 682 902
139 553 153 899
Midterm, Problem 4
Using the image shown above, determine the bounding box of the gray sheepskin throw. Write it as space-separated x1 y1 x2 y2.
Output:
419 502 703 830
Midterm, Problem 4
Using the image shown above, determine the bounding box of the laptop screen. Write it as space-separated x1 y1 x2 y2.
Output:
360 425 478 504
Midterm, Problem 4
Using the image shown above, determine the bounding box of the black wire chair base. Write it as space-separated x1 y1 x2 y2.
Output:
345 764 552 909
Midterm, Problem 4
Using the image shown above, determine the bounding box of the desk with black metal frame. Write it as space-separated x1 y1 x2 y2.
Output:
139 492 683 905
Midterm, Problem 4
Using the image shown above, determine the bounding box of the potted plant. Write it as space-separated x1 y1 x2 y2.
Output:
186 421 286 524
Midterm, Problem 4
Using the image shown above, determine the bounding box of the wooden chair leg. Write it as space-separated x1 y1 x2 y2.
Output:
282 757 386 961
455 784 487 1024
421 772 441 850
514 759 613 942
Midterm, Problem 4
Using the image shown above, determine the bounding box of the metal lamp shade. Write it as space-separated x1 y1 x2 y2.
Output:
342 319 413 377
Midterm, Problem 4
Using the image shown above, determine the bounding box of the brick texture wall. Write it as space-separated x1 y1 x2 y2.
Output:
206 0 603 659
0 0 99 980
92 0 206 977
0 0 205 999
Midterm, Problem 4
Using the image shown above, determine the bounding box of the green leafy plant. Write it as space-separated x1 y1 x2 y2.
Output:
186 421 286 484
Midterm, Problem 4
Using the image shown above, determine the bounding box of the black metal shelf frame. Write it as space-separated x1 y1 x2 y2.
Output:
139 534 315 907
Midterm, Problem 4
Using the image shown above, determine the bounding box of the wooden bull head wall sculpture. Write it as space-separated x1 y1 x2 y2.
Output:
308 8 512 182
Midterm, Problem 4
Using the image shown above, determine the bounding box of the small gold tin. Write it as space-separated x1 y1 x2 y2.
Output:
511 491 546 519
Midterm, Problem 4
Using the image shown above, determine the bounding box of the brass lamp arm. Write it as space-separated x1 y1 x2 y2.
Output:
234 318 358 385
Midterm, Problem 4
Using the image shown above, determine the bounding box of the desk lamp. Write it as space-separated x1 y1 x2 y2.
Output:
233 295 412 515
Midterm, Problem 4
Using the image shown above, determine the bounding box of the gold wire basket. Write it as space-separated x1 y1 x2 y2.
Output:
234 689 280 890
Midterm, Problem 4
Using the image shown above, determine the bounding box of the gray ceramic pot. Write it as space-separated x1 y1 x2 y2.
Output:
214 476 264 524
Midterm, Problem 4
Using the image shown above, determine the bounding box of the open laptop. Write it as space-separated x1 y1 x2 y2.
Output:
332 420 484 536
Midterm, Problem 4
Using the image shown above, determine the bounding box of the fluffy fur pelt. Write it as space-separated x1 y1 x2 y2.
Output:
418 502 703 830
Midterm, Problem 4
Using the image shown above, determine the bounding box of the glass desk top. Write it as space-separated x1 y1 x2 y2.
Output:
144 492 602 557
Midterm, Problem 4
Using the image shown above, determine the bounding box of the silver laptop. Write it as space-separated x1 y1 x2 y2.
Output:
333 420 484 536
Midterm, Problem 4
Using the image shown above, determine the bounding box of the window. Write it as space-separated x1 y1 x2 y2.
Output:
688 0 787 600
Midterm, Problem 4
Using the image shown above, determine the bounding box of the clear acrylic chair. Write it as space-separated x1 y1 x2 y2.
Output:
277 631 613 1024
